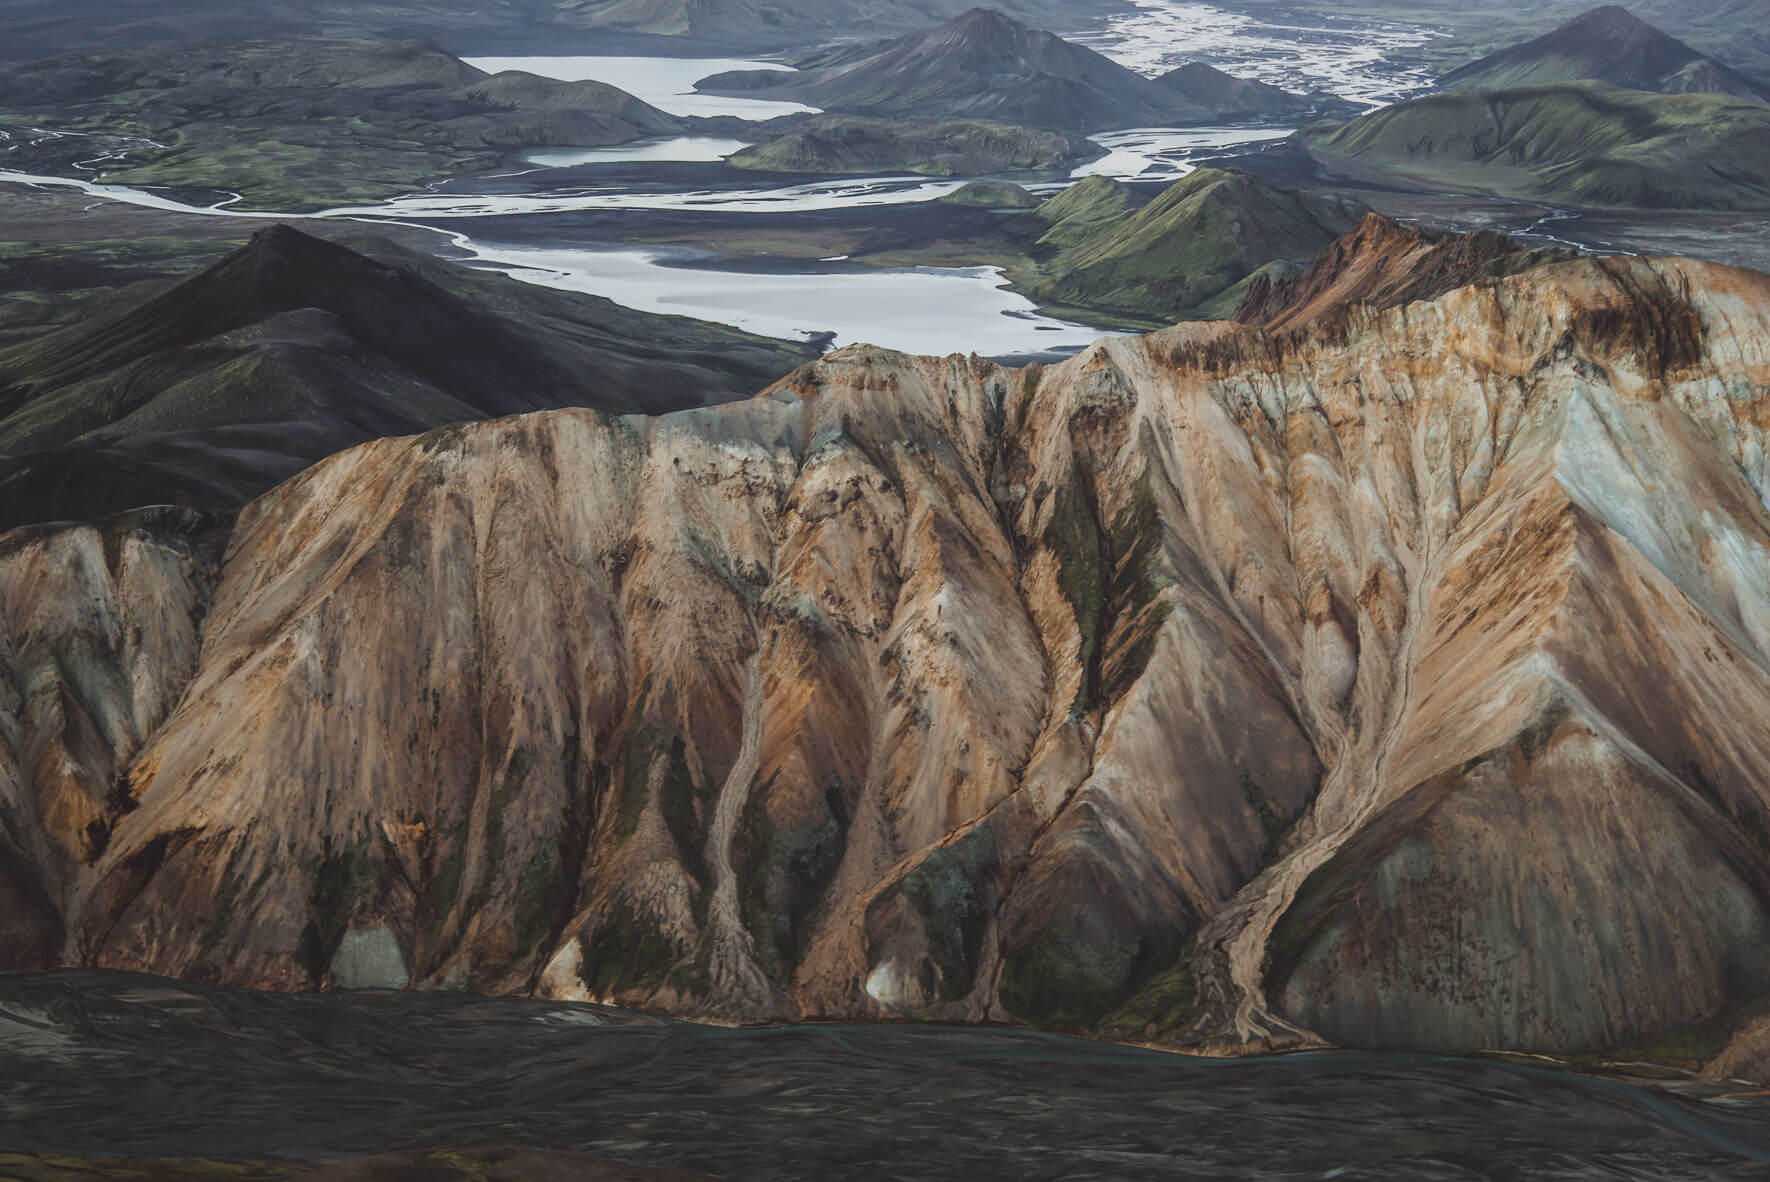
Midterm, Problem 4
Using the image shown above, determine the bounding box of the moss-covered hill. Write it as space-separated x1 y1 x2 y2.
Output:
0 38 686 211
726 117 1099 177
1302 82 1770 210
938 179 1040 208
1021 169 1365 327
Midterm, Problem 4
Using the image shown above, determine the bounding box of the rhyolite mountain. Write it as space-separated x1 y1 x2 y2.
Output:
695 9 1312 132
1440 5 1770 101
1234 212 1572 330
1301 82 1770 210
8 228 1770 1078
0 224 818 531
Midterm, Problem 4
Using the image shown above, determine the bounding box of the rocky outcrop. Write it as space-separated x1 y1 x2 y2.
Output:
6 253 1770 1069
1234 212 1571 330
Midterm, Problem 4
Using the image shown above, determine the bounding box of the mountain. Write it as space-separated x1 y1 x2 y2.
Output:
0 0 1129 57
9 243 1770 1075
569 0 1127 43
1234 212 1572 330
0 225 819 531
1155 61 1345 118
1440 5 1770 101
1301 82 1770 210
1024 168 1364 325
0 38 687 210
725 116 1097 176
695 9 1216 132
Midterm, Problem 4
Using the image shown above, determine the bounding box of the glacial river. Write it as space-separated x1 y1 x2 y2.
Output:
1 2 1445 356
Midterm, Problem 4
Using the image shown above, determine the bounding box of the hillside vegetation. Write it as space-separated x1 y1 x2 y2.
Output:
1022 169 1363 325
1440 5 1770 100
726 117 1097 176
1303 82 1770 210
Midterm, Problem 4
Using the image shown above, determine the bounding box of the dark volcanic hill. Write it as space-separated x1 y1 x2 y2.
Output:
1155 61 1343 118
1440 5 1770 100
695 9 1226 132
0 224 819 530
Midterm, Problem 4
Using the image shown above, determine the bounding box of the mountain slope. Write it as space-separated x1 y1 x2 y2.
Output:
1234 212 1571 330
8 249 1770 1075
1026 168 1363 324
1302 82 1770 210
1440 5 1770 100
695 9 1211 132
1155 61 1342 118
725 116 1095 175
0 0 1130 57
0 225 818 530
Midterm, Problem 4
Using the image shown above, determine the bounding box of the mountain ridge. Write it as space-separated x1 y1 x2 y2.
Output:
7 244 1770 1079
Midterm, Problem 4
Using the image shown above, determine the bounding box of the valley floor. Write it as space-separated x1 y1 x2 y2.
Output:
4 971 1770 1180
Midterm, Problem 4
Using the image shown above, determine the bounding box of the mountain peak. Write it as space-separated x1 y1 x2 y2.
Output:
1440 4 1768 101
924 6 1053 54
697 3 1203 131
951 6 1018 28
241 222 363 262
1573 4 1648 26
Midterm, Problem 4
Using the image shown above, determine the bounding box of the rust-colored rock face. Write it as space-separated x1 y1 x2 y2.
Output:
1234 212 1570 332
6 253 1770 1067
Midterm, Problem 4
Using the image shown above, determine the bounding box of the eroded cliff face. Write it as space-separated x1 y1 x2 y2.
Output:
6 254 1770 1065
1233 212 1571 331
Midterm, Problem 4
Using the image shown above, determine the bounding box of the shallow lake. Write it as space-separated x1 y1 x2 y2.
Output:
450 238 1108 355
